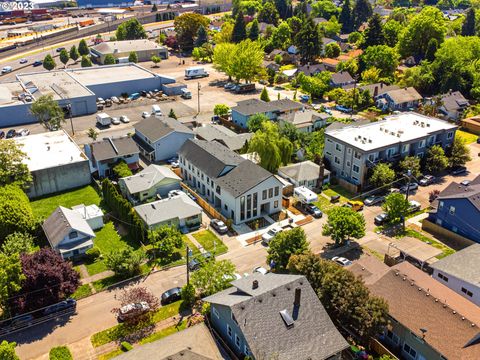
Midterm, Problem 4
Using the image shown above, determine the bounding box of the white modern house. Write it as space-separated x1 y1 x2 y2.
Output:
42 206 96 259
178 139 284 225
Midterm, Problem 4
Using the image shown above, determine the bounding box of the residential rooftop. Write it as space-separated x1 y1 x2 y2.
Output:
433 176 480 212
194 124 252 151
430 244 480 286
232 98 303 116
90 136 139 162
325 112 457 151
278 161 330 182
121 164 180 194
384 87 422 103
134 116 193 142
15 130 88 172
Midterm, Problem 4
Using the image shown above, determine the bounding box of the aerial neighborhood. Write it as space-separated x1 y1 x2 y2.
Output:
1 1 480 360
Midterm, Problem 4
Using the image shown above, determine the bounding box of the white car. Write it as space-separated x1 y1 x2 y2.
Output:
120 115 130 123
111 117 121 125
97 97 105 105
332 256 352 266
117 301 150 322
111 96 120 104
261 227 283 244
19 58 28 64
142 111 150 118
253 266 268 275
17 128 30 136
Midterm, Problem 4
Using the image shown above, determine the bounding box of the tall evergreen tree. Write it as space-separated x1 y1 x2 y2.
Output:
43 54 56 71
425 38 438 62
195 24 208 47
296 17 321 65
275 0 289 19
69 45 79 62
353 0 372 29
462 8 476 36
232 11 247 43
339 0 353 34
249 18 260 40
78 39 89 56
363 14 384 47
293 1 308 17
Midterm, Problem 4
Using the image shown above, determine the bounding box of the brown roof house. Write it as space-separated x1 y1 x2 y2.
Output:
461 115 480 135
376 87 423 111
330 71 356 89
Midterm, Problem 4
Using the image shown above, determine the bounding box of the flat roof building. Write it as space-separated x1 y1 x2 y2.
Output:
90 39 169 64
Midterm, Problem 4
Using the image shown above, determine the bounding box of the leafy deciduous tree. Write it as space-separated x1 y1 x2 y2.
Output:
0 341 19 360
0 140 32 189
191 259 236 296
116 18 147 41
399 156 422 179
174 13 210 52
104 54 116 65
370 163 396 188
382 193 409 224
151 55 161 67
2 232 35 256
30 94 65 130
214 104 230 116
148 226 183 260
105 247 145 278
361 45 399 80
267 227 309 270
0 185 34 240
425 145 449 173
448 136 471 167
325 42 341 58
322 207 366 245
81 55 92 67
128 51 138 63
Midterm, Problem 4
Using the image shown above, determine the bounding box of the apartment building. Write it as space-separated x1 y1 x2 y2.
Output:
324 113 457 189
178 139 283 225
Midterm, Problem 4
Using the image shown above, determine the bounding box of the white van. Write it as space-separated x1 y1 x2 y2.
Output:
151 104 162 116
2 66 12 74
180 88 192 99
96 112 112 126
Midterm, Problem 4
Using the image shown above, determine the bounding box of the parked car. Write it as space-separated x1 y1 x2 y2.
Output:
111 96 120 104
2 66 12 74
17 128 30 136
166 157 178 164
43 299 76 316
120 115 130 123
408 200 421 213
56 47 65 52
374 213 389 226
323 108 333 115
364 195 385 206
171 160 180 168
332 256 352 266
141 111 150 118
32 60 43 67
188 258 201 271
400 183 418 193
300 94 310 102
304 203 323 218
117 302 150 322
96 97 105 105
10 314 33 328
6 129 16 138
104 99 112 107
0 131 4 139
253 266 268 275
210 219 228 234
419 175 436 186
262 227 283 245
224 82 236 90
161 287 182 305
330 195 341 203
461 180 471 186
111 117 121 125
19 58 28 64
335 105 353 113
451 166 467 175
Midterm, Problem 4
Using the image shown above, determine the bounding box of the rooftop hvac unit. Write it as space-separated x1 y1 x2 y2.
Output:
368 139 372 143
396 133 401 137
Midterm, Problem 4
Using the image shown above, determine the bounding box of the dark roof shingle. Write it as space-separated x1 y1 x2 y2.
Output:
91 137 139 162
134 116 193 142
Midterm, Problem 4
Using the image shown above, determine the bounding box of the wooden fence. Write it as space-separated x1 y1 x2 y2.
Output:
181 183 228 223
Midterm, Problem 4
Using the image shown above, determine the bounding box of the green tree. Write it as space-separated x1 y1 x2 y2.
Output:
0 184 34 239
174 13 210 52
275 0 290 19
448 136 471 167
43 54 56 71
0 252 24 316
116 18 147 41
369 163 396 188
322 206 366 245
59 49 69 67
248 121 293 172
296 17 321 64
267 227 309 271
0 140 32 189
214 22 233 43
362 45 399 80
353 0 372 29
2 232 35 256
363 14 384 47
425 38 438 62
361 67 381 84
87 127 98 140
30 94 65 131
151 3 157 12
462 8 476 36
247 113 269 133
271 21 292 50
383 19 402 47
191 259 236 296
258 1 280 26
287 253 389 341
213 42 236 80
69 45 80 62
103 54 116 65
339 0 353 33
425 145 449 173
325 43 341 58
398 7 446 59
0 341 19 360
195 24 208 47
399 156 422 179
181 283 196 307
151 55 161 67
78 39 89 56
260 87 270 102
249 18 259 40
112 160 132 178
230 39 264 83
148 226 183 260
128 51 138 63
232 11 247 43
49 346 72 360
81 55 92 67
320 16 342 38
214 104 230 116
105 247 145 278
297 72 332 98
382 193 409 224
311 0 339 19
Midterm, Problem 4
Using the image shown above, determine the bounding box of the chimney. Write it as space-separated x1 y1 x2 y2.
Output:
294 288 301 307
252 280 259 289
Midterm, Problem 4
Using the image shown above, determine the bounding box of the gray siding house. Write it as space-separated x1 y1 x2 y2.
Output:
324 112 457 189
204 273 348 360
178 139 283 225
133 116 194 162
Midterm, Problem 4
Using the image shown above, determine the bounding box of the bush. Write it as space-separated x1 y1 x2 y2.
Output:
113 160 133 179
85 246 100 261
49 346 73 360
181 283 196 309
200 301 210 316
121 341 133 352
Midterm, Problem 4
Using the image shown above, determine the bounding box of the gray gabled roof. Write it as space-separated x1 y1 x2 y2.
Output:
437 176 480 211
194 124 252 151
134 116 193 143
205 273 348 360
385 87 422 104
42 206 95 248
330 71 354 85
232 99 303 116
280 109 329 128
120 164 181 194
430 244 480 286
91 136 139 162
278 161 330 182
440 91 469 112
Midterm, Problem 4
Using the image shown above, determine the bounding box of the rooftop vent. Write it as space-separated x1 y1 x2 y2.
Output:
280 309 294 329
252 280 259 289
294 288 301 307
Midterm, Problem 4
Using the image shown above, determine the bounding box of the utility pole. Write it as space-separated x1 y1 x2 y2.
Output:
350 74 358 120
402 169 412 232
186 245 190 285
197 82 201 115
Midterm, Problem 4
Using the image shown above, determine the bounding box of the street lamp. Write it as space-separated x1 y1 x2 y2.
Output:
66 103 75 136
197 82 201 115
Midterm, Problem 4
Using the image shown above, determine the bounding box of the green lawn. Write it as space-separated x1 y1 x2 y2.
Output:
313 195 337 213
71 284 92 300
324 185 355 201
97 349 124 360
192 230 228 255
401 229 456 259
91 301 182 347
457 129 478 144
31 185 101 219
139 321 187 345
91 264 150 292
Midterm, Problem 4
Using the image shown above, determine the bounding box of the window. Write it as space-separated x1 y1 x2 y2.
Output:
436 218 443 226
326 138 332 143
346 161 351 167
235 334 241 349
449 206 456 215
326 151 332 156
212 306 219 319
386 330 399 344
335 143 342 151
403 343 417 359
352 165 360 173
447 131 454 139
253 193 258 217
461 287 473 297
439 201 444 210
244 345 250 356
216 186 221 195
231 312 238 324
69 231 78 239
274 200 279 208
224 204 228 211
417 152 424 158
438 273 449 282
227 324 232 338
419 139 426 148
452 226 458 233
402 144 410 153
240 196 245 221
334 157 341 165
201 173 204 180
274 186 279 196
207 177 210 184
354 151 361 160
262 190 267 200
347 148 351 154
247 194 252 219
207 189 210 196
269 188 273 198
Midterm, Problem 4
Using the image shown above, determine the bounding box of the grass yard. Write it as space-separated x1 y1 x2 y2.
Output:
91 301 181 348
71 284 92 300
31 185 101 219
457 129 478 144
139 321 187 345
97 349 124 360
324 185 355 201
401 229 456 259
91 264 150 293
192 230 228 255
313 195 336 213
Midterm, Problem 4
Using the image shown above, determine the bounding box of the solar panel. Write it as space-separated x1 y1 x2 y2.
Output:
280 309 294 328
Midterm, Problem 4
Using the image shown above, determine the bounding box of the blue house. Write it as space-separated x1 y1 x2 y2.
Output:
428 176 480 244
231 99 303 128
203 273 348 360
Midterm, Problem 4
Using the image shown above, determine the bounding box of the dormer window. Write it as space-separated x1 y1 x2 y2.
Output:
69 231 78 239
